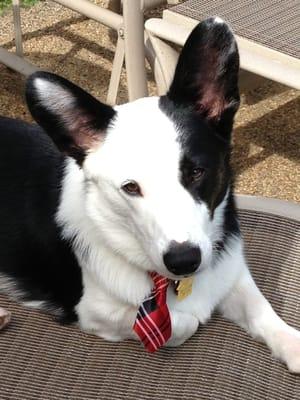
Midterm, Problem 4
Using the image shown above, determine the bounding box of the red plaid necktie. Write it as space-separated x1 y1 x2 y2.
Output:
133 272 171 353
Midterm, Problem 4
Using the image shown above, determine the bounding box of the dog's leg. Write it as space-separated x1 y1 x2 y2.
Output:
219 265 300 373
0 307 11 330
166 310 199 347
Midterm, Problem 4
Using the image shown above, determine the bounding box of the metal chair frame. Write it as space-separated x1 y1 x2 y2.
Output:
0 0 177 104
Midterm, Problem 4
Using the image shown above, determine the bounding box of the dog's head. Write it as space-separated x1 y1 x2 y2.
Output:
26 18 239 280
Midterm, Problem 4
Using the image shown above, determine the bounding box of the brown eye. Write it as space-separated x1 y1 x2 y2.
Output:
191 167 205 182
121 180 142 196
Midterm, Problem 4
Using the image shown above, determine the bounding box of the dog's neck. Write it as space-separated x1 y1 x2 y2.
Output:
56 158 153 306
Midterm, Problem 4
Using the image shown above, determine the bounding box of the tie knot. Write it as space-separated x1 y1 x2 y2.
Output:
150 271 169 290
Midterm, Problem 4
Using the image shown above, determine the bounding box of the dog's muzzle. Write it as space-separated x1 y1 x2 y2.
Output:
163 241 201 276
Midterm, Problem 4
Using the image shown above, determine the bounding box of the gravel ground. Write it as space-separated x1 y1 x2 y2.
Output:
0 0 299 202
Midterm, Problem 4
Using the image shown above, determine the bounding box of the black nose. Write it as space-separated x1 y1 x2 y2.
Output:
163 241 201 276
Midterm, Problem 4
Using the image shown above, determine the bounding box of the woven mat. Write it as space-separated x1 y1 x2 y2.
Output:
1 208 300 399
170 0 300 59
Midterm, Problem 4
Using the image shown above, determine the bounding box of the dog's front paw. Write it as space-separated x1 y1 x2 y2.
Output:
0 307 11 330
275 329 300 373
166 311 199 347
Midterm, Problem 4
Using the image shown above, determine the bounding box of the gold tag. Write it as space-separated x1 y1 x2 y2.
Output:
175 277 194 301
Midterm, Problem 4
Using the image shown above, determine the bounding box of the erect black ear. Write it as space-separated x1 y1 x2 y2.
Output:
167 17 240 138
26 71 116 165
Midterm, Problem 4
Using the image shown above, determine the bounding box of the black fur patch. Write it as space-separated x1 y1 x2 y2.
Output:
159 18 241 254
159 97 240 254
0 117 82 323
160 98 231 209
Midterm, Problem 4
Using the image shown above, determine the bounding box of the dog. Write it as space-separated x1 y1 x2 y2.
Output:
0 17 300 372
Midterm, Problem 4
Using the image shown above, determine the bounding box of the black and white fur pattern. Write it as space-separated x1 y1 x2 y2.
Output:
1 18 300 372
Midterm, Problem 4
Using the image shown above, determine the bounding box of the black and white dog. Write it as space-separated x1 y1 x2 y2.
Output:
0 18 299 372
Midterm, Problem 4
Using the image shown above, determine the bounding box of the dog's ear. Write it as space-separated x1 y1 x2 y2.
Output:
26 72 116 165
167 17 240 138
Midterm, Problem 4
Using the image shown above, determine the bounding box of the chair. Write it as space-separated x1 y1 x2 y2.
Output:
0 0 177 104
145 0 300 95
1 194 300 399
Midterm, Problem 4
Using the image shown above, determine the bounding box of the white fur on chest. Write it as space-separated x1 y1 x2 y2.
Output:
75 247 153 341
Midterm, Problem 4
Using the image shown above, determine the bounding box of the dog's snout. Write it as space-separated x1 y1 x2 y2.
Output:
163 241 201 276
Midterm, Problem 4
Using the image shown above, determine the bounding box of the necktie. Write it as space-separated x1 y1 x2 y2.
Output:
133 272 171 353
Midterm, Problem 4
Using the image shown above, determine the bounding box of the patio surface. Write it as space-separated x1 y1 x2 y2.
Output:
0 0 299 202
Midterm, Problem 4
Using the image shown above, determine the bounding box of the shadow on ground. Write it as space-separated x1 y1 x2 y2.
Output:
232 97 300 174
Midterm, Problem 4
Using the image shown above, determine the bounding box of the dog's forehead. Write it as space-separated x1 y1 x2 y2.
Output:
112 96 178 145
94 97 182 180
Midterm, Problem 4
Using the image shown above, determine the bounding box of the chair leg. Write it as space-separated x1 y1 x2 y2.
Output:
12 0 23 57
0 0 37 76
145 32 179 95
123 0 148 101
0 47 37 75
106 34 125 105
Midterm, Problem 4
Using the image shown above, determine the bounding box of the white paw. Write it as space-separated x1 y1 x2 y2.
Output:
166 311 199 347
275 329 300 373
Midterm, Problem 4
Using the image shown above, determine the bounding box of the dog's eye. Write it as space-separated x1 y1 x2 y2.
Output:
121 180 142 196
191 167 205 182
